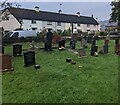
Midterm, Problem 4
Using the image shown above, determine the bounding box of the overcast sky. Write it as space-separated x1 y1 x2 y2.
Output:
15 2 112 21
0 0 112 21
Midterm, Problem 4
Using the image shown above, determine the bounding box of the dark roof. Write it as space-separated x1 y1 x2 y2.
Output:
6 7 99 25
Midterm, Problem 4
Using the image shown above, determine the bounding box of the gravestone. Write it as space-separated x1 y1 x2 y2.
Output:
79 47 86 57
45 41 52 51
87 36 92 43
91 45 98 56
70 40 76 49
0 54 13 72
45 29 53 51
13 44 22 56
58 39 65 48
0 45 4 54
92 36 96 46
103 45 108 54
115 39 120 54
24 51 35 67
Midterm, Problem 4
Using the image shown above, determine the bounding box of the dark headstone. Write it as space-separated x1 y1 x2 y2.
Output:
46 29 53 43
115 39 119 44
58 39 65 48
24 51 35 67
0 45 4 54
70 40 76 49
13 44 22 56
103 45 108 54
115 44 120 55
92 36 96 46
91 45 98 56
45 29 53 51
44 41 52 51
87 36 92 43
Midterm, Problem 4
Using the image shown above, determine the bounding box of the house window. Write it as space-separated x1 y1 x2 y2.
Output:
57 22 61 26
31 20 36 24
32 28 37 30
47 21 52 25
77 24 81 27
87 24 90 27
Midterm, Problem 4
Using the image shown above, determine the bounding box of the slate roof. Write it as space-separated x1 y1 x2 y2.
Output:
5 7 99 25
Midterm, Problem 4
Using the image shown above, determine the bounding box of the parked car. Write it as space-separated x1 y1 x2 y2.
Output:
9 30 37 38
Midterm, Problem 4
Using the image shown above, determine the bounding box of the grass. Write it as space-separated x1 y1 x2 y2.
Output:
2 40 119 103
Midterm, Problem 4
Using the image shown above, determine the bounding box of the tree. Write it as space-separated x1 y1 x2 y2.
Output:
110 0 120 30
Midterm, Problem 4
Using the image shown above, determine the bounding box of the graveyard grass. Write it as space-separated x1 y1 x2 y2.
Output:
2 40 118 103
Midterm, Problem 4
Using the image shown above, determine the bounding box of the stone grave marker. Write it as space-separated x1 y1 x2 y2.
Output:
79 47 86 57
70 40 76 49
13 44 22 56
24 51 35 67
91 45 98 56
0 54 13 72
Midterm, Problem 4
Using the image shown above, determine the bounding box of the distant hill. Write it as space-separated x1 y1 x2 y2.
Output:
98 20 109 31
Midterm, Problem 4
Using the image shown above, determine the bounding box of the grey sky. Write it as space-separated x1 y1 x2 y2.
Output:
14 2 112 21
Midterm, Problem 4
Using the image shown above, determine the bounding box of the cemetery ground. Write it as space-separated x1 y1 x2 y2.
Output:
2 40 118 103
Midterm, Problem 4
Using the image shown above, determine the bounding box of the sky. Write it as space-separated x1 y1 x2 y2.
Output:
0 0 113 21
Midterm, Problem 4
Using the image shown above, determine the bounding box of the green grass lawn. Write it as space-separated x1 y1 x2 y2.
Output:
2 40 119 103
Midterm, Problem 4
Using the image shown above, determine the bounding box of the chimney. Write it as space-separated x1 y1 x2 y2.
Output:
91 14 93 18
76 12 80 17
35 6 39 12
58 9 62 14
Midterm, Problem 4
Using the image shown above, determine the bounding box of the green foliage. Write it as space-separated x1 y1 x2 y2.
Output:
110 1 120 30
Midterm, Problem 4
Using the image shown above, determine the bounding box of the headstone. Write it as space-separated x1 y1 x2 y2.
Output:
103 45 108 54
92 36 96 46
58 39 65 48
81 38 86 48
115 44 120 55
70 40 76 49
24 51 35 67
0 45 4 54
91 45 98 56
45 29 53 51
115 39 119 44
79 47 86 57
13 44 22 56
0 54 13 72
44 41 52 51
87 36 92 43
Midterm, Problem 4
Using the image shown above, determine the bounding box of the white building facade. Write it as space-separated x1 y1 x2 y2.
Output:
0 7 100 33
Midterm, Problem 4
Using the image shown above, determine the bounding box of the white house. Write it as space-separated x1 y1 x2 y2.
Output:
1 7 100 33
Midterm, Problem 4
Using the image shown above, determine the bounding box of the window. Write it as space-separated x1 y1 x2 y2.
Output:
77 24 81 27
87 24 90 27
32 28 37 30
47 21 52 25
31 20 36 24
12 32 19 38
57 22 61 26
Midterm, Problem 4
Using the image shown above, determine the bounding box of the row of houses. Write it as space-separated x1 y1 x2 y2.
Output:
0 7 100 34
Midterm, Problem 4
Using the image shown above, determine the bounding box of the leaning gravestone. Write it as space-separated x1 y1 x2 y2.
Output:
79 47 86 57
70 40 76 49
0 54 13 72
24 51 35 67
13 44 22 56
